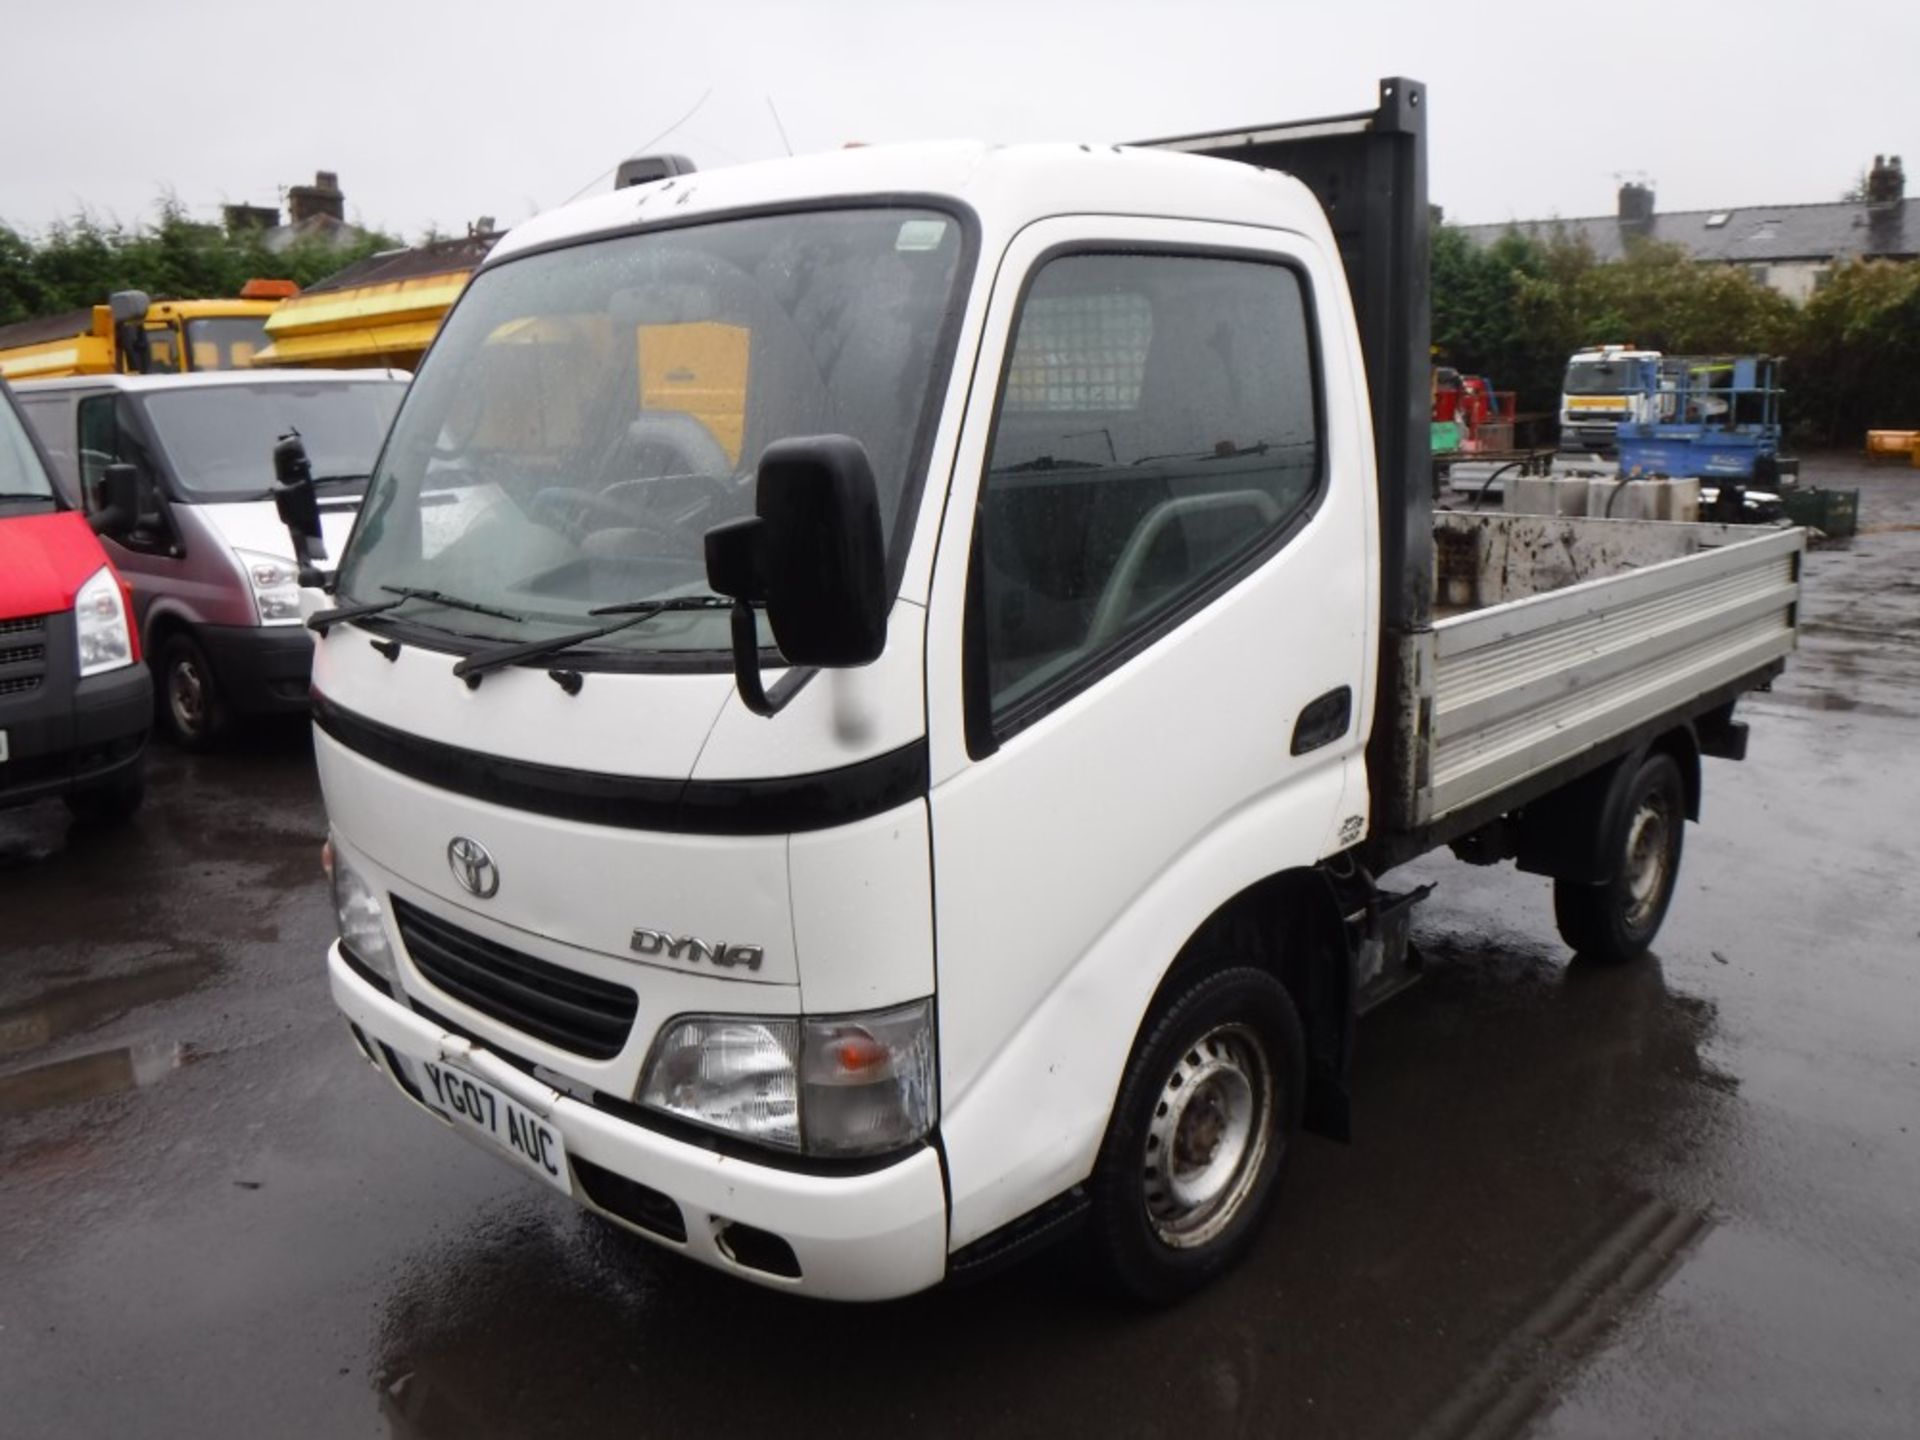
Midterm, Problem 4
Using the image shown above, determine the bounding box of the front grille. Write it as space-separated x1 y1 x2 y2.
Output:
392 897 638 1060
0 614 49 697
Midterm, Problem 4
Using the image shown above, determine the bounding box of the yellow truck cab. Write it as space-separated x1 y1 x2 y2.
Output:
0 282 295 383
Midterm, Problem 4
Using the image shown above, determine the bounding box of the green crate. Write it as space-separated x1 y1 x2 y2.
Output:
1783 487 1859 539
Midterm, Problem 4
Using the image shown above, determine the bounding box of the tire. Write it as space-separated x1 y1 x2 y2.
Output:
1089 965 1305 1304
157 633 229 750
65 770 146 825
1553 752 1686 964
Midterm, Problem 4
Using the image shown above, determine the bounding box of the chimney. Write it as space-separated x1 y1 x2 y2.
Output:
1866 154 1905 209
222 202 280 235
1617 181 1656 236
287 170 345 224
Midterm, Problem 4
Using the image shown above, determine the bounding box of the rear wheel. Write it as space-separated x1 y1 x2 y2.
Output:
1553 753 1686 964
1089 965 1304 1303
158 633 229 750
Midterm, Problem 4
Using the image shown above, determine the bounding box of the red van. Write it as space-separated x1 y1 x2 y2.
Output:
0 376 151 822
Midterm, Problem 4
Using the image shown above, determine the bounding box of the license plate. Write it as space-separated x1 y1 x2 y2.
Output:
421 1060 572 1195
0 729 9 764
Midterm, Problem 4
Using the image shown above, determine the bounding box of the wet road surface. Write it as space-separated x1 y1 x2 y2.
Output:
2 458 1916 1438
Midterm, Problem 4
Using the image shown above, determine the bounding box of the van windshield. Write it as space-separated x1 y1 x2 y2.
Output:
1564 360 1642 396
141 381 406 502
333 206 968 657
0 391 58 507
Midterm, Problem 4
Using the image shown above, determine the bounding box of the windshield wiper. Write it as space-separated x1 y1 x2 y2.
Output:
453 595 733 686
0 491 56 501
310 473 370 491
380 585 526 621
306 585 525 638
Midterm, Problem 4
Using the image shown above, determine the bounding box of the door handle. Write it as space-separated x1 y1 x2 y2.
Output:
1291 686 1352 756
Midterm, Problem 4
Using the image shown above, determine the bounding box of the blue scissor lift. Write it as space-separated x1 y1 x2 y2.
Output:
1616 355 1793 487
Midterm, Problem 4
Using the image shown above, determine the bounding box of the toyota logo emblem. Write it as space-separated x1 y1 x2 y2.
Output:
447 837 499 899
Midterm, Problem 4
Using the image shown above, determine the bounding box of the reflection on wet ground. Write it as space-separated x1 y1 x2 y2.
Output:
0 1040 190 1119
0 463 1916 1438
0 957 216 1062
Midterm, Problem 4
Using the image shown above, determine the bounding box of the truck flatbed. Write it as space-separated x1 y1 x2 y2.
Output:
1407 516 1800 834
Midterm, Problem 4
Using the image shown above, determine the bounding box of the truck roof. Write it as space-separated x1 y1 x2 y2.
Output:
12 368 408 395
485 140 1334 271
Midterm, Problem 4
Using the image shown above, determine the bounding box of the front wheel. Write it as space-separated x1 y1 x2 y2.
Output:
157 633 229 751
1089 966 1304 1304
1553 752 1686 964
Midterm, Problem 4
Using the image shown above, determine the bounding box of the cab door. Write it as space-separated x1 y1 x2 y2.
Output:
75 393 182 634
922 216 1376 1248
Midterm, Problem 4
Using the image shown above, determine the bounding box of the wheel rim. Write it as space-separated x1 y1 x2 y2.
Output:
1142 1023 1275 1249
1621 791 1674 931
169 656 206 736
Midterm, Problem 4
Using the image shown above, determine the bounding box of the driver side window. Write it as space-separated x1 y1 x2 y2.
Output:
977 251 1322 735
76 394 164 534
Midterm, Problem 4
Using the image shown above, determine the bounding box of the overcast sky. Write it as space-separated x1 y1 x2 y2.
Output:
5 0 1914 242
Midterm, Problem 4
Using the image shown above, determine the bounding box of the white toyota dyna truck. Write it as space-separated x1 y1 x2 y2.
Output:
290 78 1801 1302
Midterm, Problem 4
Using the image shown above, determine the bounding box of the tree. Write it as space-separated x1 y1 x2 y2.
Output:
0 200 401 327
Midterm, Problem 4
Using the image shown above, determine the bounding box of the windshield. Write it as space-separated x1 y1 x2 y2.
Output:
185 316 270 371
1564 360 1643 396
0 390 57 505
333 206 968 657
142 381 405 502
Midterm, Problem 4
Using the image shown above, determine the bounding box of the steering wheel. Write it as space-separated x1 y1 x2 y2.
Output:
529 414 741 549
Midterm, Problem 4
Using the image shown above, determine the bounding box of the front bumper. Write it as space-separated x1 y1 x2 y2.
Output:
0 654 150 811
329 943 951 1301
197 623 314 715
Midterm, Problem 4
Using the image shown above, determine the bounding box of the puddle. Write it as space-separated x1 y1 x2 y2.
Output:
0 957 218 1062
0 1041 190 1119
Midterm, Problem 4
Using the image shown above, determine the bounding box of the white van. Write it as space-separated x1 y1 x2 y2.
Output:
15 370 405 746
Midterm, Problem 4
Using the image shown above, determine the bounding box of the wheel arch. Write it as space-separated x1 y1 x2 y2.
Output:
1517 722 1701 883
1156 867 1355 1141
140 601 200 662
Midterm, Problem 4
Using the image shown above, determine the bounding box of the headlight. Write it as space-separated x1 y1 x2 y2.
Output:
331 844 400 987
74 565 135 677
639 999 936 1158
236 548 303 625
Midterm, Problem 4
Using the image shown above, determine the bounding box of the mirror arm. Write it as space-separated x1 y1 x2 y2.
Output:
726 601 816 718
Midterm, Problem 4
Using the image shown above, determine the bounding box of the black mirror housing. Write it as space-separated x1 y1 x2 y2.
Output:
89 463 140 537
271 432 329 581
704 435 889 715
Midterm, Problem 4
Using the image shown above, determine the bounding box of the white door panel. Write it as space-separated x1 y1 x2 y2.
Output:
923 216 1376 1244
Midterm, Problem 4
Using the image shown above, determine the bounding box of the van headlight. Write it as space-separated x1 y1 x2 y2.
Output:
74 565 135 676
236 548 303 625
639 999 936 1157
330 844 400 987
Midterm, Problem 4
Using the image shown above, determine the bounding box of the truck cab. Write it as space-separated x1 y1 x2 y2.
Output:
0 284 295 384
0 378 150 821
14 370 406 746
1558 344 1663 454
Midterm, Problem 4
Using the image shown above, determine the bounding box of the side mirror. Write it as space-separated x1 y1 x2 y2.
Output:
271 432 329 585
89 463 140 537
704 434 888 717
109 290 153 375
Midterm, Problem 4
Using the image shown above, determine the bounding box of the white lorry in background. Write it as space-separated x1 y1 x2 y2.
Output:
287 78 1800 1302
1558 344 1664 455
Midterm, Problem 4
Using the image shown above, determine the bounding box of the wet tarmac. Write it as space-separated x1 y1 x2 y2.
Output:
2 457 1916 1438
